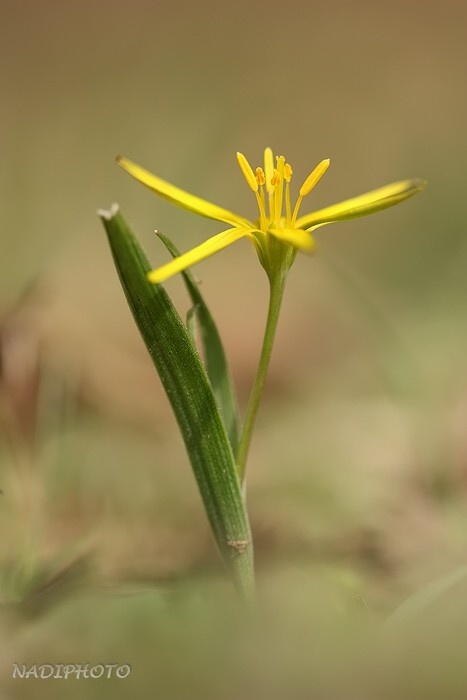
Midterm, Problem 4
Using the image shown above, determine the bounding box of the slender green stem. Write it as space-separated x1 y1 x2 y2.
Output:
236 272 287 481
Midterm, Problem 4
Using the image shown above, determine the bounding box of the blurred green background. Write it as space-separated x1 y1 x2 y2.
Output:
1 0 467 697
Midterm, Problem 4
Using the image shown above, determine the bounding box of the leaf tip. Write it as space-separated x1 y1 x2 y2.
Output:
97 203 120 220
414 178 428 191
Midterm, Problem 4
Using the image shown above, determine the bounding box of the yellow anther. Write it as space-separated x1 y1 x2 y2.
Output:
255 167 266 186
236 152 258 192
276 155 285 172
271 169 281 187
299 158 330 197
284 163 293 183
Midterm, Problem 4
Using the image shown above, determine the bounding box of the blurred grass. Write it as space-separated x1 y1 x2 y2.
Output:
2 0 467 696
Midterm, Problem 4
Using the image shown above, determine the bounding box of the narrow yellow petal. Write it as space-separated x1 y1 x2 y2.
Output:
148 228 255 284
117 156 252 228
296 179 427 229
269 227 316 252
299 159 330 197
263 148 274 194
236 152 258 192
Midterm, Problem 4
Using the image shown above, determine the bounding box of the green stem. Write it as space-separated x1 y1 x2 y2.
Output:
237 272 287 482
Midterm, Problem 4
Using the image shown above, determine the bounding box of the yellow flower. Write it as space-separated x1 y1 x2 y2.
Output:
117 149 426 284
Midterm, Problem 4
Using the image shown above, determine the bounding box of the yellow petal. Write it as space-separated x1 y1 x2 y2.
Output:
263 148 275 194
117 156 252 228
299 159 330 197
269 227 316 252
236 152 258 192
148 227 255 284
296 179 427 229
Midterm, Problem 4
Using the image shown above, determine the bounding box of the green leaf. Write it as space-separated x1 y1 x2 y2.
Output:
157 232 240 454
385 564 467 629
99 205 253 600
185 304 198 346
385 565 467 629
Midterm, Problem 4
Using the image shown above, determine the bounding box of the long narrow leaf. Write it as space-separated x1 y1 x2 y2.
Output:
99 205 253 599
157 233 240 454
385 564 467 629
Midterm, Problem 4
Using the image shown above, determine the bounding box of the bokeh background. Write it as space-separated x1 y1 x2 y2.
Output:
1 0 467 697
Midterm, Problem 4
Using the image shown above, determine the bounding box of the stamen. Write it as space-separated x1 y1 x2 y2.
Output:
270 169 281 187
237 152 258 192
274 157 285 224
299 158 330 197
284 163 293 183
285 182 291 224
284 163 293 222
255 168 267 228
255 167 266 186
255 191 268 231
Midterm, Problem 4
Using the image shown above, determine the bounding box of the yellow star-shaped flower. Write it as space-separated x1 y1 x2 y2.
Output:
117 148 426 284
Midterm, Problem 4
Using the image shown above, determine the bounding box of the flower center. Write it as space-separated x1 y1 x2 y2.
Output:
236 149 330 233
